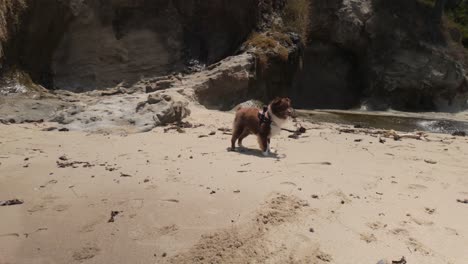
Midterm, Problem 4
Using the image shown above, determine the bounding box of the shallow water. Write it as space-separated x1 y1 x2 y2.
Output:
298 109 468 134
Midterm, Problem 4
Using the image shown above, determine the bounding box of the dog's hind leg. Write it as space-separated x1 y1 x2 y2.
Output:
237 129 250 148
231 125 244 151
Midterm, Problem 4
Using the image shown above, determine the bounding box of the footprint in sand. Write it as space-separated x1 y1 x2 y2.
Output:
157 224 179 236
280 182 297 187
390 228 409 236
366 221 387 230
27 204 48 213
363 181 379 191
128 226 147 241
389 228 433 256
440 182 451 189
407 184 427 190
130 199 144 209
72 245 100 262
445 227 459 236
416 174 435 182
26 194 61 213
316 251 333 262
53 204 70 212
360 233 377 243
42 194 60 201
425 208 436 215
145 184 158 190
79 220 101 233
406 237 432 256
330 190 352 204
409 215 434 226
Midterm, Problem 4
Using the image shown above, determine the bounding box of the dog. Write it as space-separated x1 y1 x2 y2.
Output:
230 97 293 156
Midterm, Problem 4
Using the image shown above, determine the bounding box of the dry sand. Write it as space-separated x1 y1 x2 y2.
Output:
1 106 468 264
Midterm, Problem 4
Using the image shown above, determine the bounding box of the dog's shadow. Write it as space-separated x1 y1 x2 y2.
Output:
227 147 286 159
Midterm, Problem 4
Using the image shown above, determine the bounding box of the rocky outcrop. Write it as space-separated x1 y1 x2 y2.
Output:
364 0 468 111
1 0 259 92
299 0 468 111
137 93 191 126
194 53 255 110
48 89 190 133
1 0 468 112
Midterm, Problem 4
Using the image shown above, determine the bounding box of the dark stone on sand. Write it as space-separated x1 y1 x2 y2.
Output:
108 211 120 223
0 199 24 206
452 131 466 137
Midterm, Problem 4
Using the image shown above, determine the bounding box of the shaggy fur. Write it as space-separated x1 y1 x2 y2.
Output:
230 97 292 156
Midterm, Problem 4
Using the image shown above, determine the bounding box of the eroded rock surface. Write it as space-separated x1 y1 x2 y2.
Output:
194 53 255 110
300 0 468 111
1 0 468 112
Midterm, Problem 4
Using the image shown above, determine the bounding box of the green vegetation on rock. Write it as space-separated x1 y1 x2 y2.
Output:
419 0 468 47
282 0 310 43
448 1 468 47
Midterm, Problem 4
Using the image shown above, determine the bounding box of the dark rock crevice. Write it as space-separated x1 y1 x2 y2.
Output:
290 43 365 110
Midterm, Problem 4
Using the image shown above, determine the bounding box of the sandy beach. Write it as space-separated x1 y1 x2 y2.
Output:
1 105 468 264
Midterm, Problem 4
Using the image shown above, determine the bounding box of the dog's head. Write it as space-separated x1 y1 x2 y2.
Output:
270 97 293 119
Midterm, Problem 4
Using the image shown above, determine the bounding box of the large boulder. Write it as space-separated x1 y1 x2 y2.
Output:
137 93 191 126
194 53 255 110
367 47 468 111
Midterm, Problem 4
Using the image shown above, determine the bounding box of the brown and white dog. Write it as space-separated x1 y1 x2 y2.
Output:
230 97 293 156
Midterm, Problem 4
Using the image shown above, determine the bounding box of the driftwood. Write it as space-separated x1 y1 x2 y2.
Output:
381 130 429 141
339 128 429 141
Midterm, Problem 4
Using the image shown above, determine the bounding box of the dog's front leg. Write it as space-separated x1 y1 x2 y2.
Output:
258 136 269 156
266 138 272 154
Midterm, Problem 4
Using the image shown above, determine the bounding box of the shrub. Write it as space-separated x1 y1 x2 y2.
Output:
447 1 468 47
417 0 468 47
0 0 27 43
244 32 291 72
282 0 311 43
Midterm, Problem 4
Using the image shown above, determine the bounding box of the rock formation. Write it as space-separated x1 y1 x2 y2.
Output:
294 0 468 111
0 0 467 112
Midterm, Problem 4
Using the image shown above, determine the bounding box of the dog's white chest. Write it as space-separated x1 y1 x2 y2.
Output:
267 107 288 138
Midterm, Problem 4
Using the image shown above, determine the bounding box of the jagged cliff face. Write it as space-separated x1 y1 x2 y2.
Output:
291 0 468 111
1 0 258 92
1 0 467 111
